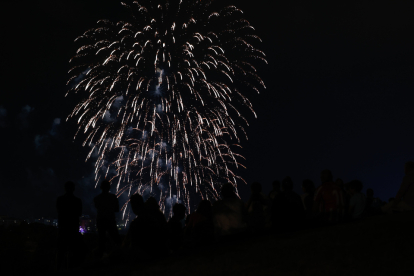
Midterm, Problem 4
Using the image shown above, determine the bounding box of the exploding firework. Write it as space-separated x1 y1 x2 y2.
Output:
67 0 266 218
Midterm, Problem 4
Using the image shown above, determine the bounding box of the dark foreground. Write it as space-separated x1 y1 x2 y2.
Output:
2 211 414 276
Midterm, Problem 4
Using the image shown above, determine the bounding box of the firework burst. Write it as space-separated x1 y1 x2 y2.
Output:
67 0 266 217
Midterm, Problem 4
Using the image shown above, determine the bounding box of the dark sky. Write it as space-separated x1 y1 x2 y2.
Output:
2 0 414 219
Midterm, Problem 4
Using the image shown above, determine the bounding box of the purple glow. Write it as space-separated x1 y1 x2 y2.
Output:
79 226 86 234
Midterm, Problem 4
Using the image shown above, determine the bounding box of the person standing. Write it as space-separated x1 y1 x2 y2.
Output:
56 181 82 270
347 180 366 220
212 183 247 237
94 180 121 257
382 161 414 213
268 180 281 201
168 203 186 251
313 170 344 224
123 194 168 260
271 177 305 232
300 179 315 219
246 182 267 232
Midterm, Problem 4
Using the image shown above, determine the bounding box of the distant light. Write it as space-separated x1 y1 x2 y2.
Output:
79 226 86 235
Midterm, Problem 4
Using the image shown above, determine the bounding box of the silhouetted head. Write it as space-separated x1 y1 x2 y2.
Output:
251 182 262 194
100 180 111 193
173 203 186 220
366 188 374 197
130 194 144 216
196 200 212 219
348 180 363 193
302 179 315 194
221 183 236 199
272 180 281 191
405 161 414 174
282 177 293 191
64 181 75 194
320 169 333 184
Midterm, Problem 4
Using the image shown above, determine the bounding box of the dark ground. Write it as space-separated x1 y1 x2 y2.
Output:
2 211 414 275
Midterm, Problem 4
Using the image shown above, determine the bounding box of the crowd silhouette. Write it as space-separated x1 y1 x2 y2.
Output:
54 161 414 271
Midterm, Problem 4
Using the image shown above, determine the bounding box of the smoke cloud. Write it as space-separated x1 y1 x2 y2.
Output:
49 118 61 136
34 117 61 154
17 105 35 130
34 134 50 154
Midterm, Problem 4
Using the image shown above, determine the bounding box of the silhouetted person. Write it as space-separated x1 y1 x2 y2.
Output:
124 194 145 250
246 182 267 233
271 177 304 232
145 196 167 227
124 194 167 260
269 180 281 201
347 180 366 220
301 179 315 219
313 170 344 224
56 181 82 270
336 178 349 219
185 200 214 246
168 203 186 251
365 188 382 216
366 188 374 210
382 161 414 213
213 183 247 237
94 180 121 257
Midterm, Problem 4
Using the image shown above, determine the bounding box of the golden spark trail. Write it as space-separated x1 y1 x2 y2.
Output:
67 0 266 217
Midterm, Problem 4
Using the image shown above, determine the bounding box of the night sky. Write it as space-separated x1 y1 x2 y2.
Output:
2 0 414 219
